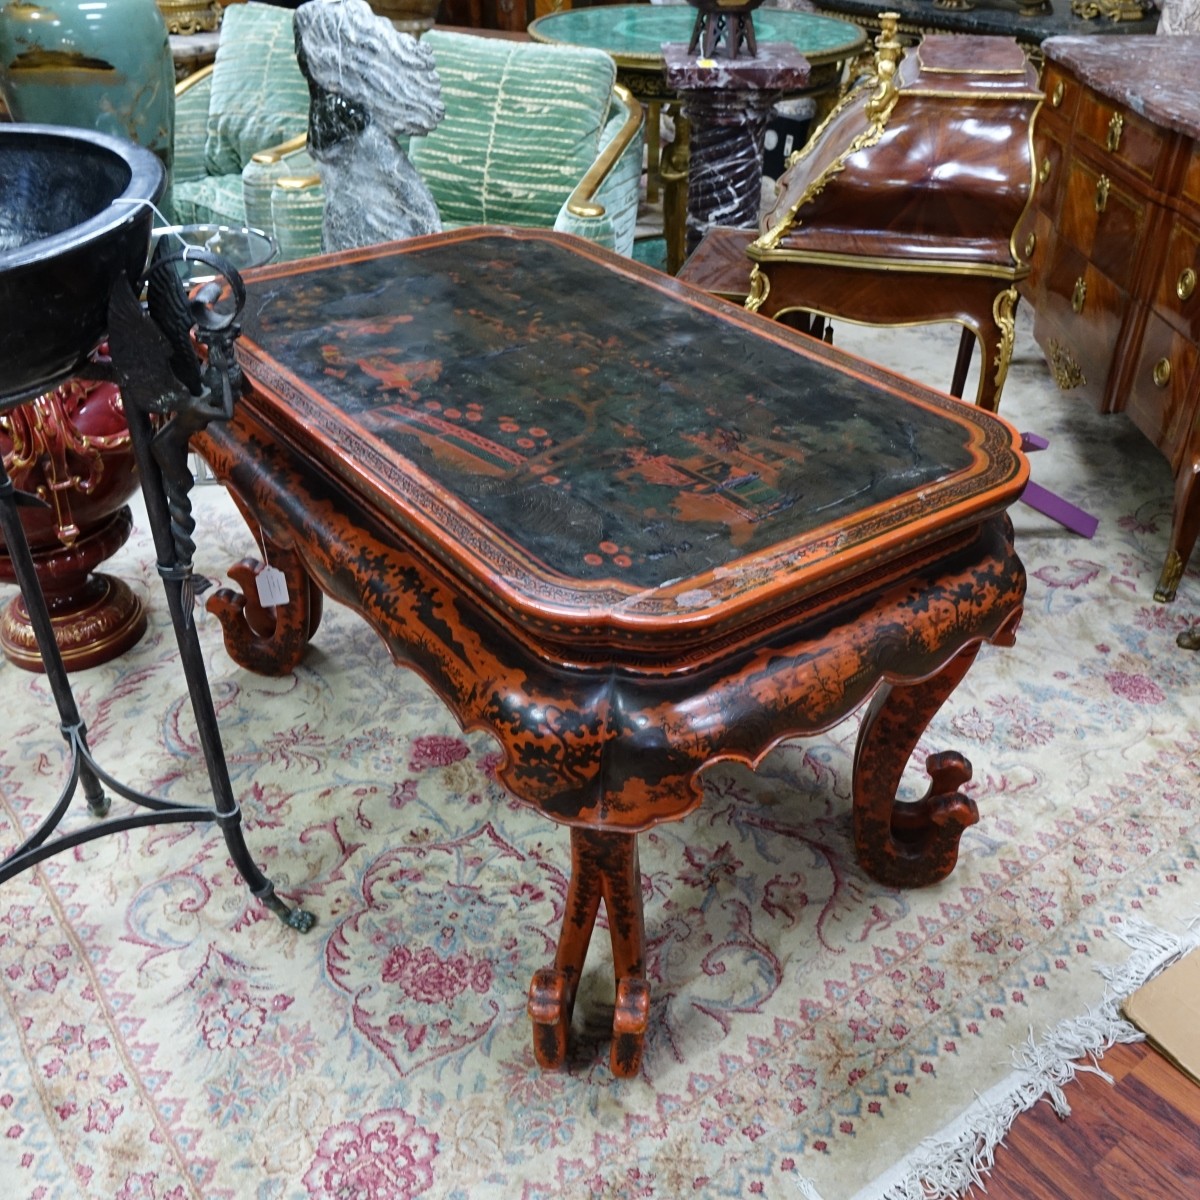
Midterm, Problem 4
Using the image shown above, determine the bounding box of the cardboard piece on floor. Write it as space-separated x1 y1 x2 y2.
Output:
1121 949 1200 1086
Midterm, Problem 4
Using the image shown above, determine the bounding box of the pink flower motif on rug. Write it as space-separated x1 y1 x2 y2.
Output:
409 734 470 770
303 1108 437 1199
1104 670 1165 705
381 943 493 1004
325 824 535 1074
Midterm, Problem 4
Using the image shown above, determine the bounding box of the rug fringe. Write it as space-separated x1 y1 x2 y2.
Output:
852 916 1200 1200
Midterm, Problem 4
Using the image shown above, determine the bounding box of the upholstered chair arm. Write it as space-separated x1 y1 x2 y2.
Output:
242 138 315 237
251 132 309 166
554 85 645 257
265 153 326 262
172 66 215 190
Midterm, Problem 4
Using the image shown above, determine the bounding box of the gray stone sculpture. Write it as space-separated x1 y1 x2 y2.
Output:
294 0 444 253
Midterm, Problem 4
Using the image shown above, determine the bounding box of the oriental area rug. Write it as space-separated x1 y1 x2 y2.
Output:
1 313 1198 1200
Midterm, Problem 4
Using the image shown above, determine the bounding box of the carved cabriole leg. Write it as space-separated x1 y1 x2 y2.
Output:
985 286 1020 413
528 827 649 1077
1155 445 1200 603
852 627 1013 889
205 543 324 677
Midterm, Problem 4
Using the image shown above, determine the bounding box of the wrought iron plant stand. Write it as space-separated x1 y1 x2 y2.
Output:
0 243 315 933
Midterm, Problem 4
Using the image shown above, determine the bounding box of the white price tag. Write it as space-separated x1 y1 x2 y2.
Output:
256 564 290 607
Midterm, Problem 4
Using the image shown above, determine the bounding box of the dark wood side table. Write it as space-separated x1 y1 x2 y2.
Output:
195 228 1028 1076
1021 35 1200 601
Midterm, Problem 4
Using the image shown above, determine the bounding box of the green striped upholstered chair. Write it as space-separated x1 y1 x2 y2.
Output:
171 2 310 232
262 29 645 261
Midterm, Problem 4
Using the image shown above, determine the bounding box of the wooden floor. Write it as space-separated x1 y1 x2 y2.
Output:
981 1040 1200 1198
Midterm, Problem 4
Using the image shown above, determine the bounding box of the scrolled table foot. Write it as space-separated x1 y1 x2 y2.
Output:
528 827 649 1074
528 966 576 1070
206 549 323 676
610 975 651 1078
853 646 983 889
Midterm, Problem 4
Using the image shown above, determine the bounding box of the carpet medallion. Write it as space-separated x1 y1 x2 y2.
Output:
0 315 1197 1200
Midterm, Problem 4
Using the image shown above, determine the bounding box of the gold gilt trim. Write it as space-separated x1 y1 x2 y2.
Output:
1154 550 1184 603
897 88 1043 100
1047 338 1086 389
915 59 1028 76
1071 0 1153 20
752 13 906 254
252 133 308 166
992 287 1018 394
1010 98 1045 267
745 245 1026 280
567 84 643 220
174 61 214 98
745 265 770 314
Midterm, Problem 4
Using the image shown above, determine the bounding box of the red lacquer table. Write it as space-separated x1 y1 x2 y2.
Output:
196 228 1029 1076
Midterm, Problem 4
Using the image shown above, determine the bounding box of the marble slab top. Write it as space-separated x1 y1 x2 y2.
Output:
662 43 811 92
1042 35 1200 141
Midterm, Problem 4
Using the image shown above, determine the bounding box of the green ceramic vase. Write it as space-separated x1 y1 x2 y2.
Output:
0 0 175 175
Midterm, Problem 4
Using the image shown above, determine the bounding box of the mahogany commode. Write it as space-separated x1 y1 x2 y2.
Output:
195 228 1029 1075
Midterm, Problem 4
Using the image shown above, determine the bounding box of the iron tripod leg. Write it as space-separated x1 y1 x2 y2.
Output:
0 460 109 817
120 387 316 933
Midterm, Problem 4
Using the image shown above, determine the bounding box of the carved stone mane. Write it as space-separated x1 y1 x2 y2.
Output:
294 0 444 252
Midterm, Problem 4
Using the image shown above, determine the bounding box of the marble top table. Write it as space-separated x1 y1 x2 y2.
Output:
195 228 1028 1075
528 3 867 103
810 0 1157 51
1041 33 1200 138
530 4 866 273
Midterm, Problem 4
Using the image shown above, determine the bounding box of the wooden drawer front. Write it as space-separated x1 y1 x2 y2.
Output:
1020 207 1056 301
1153 216 1200 341
1041 64 1079 129
1035 241 1126 405
1058 154 1147 292
1125 312 1198 461
1032 129 1065 218
1183 140 1200 212
1076 93 1167 183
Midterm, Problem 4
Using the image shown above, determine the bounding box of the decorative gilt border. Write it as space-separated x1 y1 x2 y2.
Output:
752 13 906 254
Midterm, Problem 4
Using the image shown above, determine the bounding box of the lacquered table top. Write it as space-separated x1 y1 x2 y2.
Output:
234 229 1025 640
527 3 866 67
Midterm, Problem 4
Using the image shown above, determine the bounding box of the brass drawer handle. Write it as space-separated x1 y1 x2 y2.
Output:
1179 267 1197 301
1095 175 1109 213
1038 157 1052 184
1107 112 1124 153
1051 80 1064 108
1072 276 1087 314
1024 231 1037 258
1153 358 1171 388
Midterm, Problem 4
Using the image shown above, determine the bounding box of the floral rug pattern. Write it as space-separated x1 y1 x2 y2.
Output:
1 315 1198 1200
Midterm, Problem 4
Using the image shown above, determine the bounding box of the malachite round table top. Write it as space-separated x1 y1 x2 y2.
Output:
528 3 867 68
